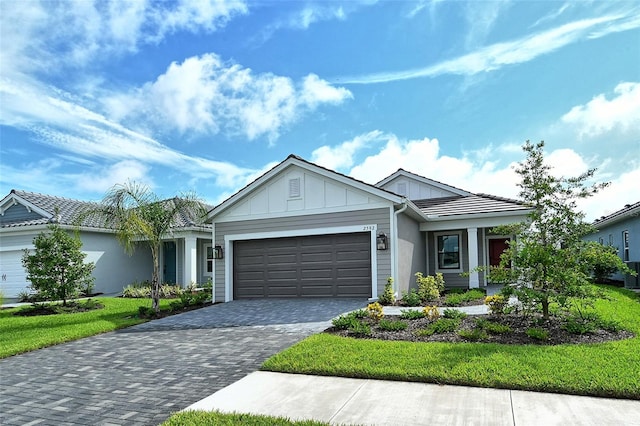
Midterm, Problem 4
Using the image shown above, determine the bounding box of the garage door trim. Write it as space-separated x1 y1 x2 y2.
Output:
223 224 379 301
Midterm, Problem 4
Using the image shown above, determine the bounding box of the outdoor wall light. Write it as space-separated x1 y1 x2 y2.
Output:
376 232 388 250
213 244 224 259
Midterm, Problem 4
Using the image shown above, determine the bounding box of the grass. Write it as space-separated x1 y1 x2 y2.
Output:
162 411 330 425
263 286 640 399
0 297 175 358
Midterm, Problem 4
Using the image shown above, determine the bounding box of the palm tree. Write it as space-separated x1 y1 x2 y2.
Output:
84 182 207 313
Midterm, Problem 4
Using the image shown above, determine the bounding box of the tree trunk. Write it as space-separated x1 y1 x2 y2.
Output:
151 246 160 313
541 295 549 319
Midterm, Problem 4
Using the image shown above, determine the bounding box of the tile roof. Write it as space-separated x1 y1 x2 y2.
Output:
413 194 530 218
593 200 640 227
1 190 212 230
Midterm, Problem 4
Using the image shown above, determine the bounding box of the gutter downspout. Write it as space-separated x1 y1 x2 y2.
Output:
393 201 408 297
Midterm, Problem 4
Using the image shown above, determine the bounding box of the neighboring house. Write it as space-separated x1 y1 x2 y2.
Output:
206 155 533 302
0 190 213 300
584 201 640 285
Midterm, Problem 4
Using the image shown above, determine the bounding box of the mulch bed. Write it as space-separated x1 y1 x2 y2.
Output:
14 301 105 316
327 314 634 345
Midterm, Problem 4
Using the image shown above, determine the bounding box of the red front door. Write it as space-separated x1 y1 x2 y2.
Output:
489 239 510 267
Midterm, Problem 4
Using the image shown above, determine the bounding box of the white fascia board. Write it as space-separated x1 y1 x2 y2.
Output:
207 157 403 222
0 194 52 218
420 213 530 232
0 224 115 237
376 170 471 196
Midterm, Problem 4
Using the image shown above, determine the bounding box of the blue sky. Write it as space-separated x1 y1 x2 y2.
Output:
1 0 638 220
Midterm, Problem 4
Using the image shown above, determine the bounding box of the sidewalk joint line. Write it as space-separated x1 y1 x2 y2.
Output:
328 379 368 423
509 390 517 426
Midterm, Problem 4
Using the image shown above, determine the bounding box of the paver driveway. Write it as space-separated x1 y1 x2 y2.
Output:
0 298 366 426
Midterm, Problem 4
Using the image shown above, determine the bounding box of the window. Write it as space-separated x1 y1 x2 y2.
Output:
623 230 629 262
288 178 301 198
598 237 604 245
608 234 613 246
436 233 461 270
205 245 214 275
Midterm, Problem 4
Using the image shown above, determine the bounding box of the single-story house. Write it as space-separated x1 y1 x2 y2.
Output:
206 155 533 302
584 201 640 286
0 190 213 300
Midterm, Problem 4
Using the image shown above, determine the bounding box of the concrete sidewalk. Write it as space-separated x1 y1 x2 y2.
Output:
186 371 640 426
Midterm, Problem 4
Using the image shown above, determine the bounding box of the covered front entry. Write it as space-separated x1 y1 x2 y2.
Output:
233 232 371 299
488 238 510 267
163 241 177 284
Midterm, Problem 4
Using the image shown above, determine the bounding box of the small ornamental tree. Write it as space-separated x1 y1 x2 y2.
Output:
489 141 634 319
80 182 206 314
22 224 95 305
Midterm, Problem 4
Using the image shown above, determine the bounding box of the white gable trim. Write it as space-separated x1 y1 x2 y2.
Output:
208 156 404 221
376 170 471 196
223 224 379 302
0 193 52 218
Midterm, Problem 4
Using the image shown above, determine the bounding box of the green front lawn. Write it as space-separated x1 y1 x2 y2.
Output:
263 286 640 399
0 297 174 358
162 411 329 426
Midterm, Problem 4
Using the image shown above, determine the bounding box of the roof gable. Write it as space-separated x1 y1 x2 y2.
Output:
376 169 470 200
209 155 404 221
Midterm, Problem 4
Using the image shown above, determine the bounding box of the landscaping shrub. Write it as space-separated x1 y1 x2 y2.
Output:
401 289 421 307
123 282 183 299
378 319 408 331
443 289 485 306
423 305 440 320
378 277 395 305
399 309 425 320
348 321 371 337
458 328 488 341
442 309 467 320
485 295 507 315
332 311 366 330
415 272 445 302
526 327 549 341
416 318 460 336
474 318 511 334
367 302 384 321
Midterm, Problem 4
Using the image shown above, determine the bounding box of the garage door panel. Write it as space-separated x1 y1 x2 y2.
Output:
234 232 370 298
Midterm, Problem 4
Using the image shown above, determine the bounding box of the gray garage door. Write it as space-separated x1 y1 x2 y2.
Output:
234 232 371 298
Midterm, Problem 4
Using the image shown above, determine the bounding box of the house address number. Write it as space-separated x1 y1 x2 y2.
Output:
362 225 376 231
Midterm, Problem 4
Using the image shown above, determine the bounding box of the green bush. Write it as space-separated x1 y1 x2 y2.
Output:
122 283 151 298
401 289 422 307
485 295 508 315
378 319 408 331
399 309 425 320
138 306 156 318
475 318 511 334
348 321 371 336
442 309 467 320
416 318 461 336
332 310 367 330
378 277 396 305
526 327 549 341
458 328 488 341
415 272 445 302
443 293 464 306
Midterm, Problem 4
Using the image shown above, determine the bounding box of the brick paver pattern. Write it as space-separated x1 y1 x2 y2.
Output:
0 298 366 426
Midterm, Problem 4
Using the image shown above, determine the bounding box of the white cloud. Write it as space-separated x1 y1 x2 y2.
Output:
73 160 151 193
340 8 640 84
106 54 353 141
463 0 510 49
311 130 385 170
0 0 248 75
561 82 640 139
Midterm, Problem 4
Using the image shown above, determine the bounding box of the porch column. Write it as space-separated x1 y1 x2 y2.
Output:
184 237 198 286
467 227 479 288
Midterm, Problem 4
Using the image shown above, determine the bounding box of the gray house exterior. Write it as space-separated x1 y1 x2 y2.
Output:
584 201 640 285
207 155 532 303
0 190 212 300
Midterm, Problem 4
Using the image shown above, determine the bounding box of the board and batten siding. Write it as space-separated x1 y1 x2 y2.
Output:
0 203 44 226
213 208 391 302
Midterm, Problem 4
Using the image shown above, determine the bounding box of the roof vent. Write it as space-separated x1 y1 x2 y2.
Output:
625 204 631 208
289 178 301 198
